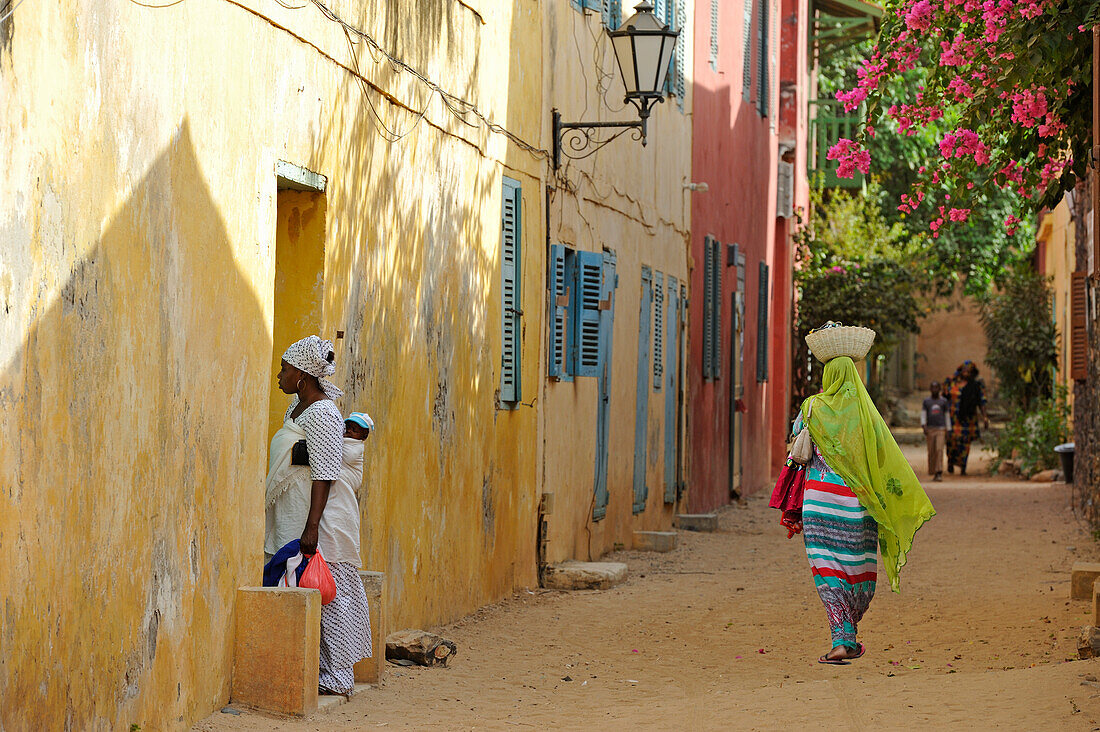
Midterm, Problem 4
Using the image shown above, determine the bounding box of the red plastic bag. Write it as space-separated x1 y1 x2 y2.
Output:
299 551 337 605
769 459 806 512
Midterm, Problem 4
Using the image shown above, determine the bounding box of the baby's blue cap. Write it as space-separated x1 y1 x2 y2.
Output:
345 412 374 432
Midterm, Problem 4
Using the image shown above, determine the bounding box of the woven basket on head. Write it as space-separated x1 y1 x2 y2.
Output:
805 325 876 363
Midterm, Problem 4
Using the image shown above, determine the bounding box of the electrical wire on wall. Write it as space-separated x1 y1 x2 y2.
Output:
0 0 28 24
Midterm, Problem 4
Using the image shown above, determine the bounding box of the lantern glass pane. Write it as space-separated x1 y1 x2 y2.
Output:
611 33 639 94
632 34 664 94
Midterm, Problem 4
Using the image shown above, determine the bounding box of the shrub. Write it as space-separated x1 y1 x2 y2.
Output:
991 388 1070 477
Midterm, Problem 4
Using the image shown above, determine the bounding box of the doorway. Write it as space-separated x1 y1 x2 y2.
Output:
269 163 327 443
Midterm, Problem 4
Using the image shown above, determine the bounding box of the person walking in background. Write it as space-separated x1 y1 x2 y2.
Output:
942 363 964 470
922 381 951 482
947 362 989 476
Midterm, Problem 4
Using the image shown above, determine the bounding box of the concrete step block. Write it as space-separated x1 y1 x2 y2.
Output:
675 513 718 532
633 530 677 552
542 560 627 591
353 571 385 686
1071 561 1100 599
232 587 320 716
1093 578 1100 626
318 684 371 712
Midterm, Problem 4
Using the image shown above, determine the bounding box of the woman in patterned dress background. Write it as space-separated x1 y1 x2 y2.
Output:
265 335 372 695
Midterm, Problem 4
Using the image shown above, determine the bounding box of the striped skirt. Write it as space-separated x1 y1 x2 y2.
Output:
803 469 878 651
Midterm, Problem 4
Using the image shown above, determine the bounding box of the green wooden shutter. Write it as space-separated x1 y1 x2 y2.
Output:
757 261 770 382
710 241 723 378
653 271 664 390
548 244 571 381
572 251 605 378
758 0 769 116
500 178 522 404
703 237 714 379
742 0 754 102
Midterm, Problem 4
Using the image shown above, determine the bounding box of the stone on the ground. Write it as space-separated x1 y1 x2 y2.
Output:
541 560 627 590
385 629 457 666
1030 469 1058 482
675 513 718 532
1071 562 1100 600
353 571 385 685
998 460 1019 476
232 587 320 716
633 530 677 552
1079 626 1100 659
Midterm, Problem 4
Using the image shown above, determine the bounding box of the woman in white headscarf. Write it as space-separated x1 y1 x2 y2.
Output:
265 335 371 696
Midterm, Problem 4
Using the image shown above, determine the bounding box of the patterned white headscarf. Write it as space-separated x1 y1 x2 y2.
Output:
282 335 343 400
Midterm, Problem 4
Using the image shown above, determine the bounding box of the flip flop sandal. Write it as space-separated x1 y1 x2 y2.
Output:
851 642 866 659
818 654 851 665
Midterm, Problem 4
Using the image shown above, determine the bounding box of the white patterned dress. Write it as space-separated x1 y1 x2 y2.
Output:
284 398 372 694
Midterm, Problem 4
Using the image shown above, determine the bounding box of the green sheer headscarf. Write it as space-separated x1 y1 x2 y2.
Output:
802 356 935 592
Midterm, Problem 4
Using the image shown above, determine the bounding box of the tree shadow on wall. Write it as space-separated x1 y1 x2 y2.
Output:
0 121 269 729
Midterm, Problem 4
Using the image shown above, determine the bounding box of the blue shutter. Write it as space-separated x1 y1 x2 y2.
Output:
602 0 621 28
500 178 522 404
548 244 571 381
703 237 714 379
572 251 605 378
757 261 770 382
674 0 686 103
633 267 653 514
593 250 617 520
664 277 679 503
653 271 664 391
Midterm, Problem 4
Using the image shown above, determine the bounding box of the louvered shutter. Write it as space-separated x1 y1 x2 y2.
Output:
742 0 754 101
653 271 664 390
605 0 621 28
710 241 723 378
674 0 686 102
548 244 570 380
500 178 522 403
756 261 769 382
758 0 768 116
1072 271 1088 380
572 250 605 378
703 237 715 379
709 0 719 69
633 267 654 514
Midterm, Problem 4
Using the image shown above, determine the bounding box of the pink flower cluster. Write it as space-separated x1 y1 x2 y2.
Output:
826 139 871 178
938 128 991 164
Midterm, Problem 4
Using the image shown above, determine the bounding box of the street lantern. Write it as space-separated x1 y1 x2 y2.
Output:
553 2 680 169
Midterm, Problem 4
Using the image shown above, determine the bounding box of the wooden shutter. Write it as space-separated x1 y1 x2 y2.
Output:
757 0 768 116
703 237 715 379
548 244 570 381
709 0 719 69
710 240 723 378
653 271 664 390
674 0 686 102
593 250 617 520
1072 271 1088 380
571 250 605 378
756 261 769 382
606 0 621 28
500 178 522 403
664 277 679 503
742 0 754 101
633 267 654 514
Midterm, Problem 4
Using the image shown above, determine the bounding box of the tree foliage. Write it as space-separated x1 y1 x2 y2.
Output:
829 0 1095 235
979 267 1058 410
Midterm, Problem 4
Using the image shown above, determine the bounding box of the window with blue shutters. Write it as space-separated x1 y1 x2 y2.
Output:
500 177 523 405
548 244 571 381
742 0 754 103
703 238 715 379
709 0 719 70
653 271 664 390
757 261 770 382
633 266 653 514
570 251 605 378
571 0 621 28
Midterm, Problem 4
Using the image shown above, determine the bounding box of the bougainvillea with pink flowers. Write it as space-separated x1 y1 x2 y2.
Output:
829 0 1095 235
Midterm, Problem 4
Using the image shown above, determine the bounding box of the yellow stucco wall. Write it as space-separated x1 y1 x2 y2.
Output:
0 0 541 727
1038 199 1076 410
541 2 695 562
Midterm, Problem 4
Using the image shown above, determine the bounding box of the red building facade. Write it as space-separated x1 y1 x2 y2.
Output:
688 0 810 507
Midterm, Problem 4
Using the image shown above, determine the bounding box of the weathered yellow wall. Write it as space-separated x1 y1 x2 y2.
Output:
0 0 541 728
916 290 995 399
1038 199 1075 410
270 190 327 442
541 2 694 562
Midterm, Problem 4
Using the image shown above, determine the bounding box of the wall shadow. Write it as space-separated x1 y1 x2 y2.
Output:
0 121 268 729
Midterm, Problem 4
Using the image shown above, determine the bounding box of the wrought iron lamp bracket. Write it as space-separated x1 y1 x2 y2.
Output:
552 98 662 170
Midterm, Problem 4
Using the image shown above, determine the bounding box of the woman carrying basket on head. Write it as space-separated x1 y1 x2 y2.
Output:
782 323 935 664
